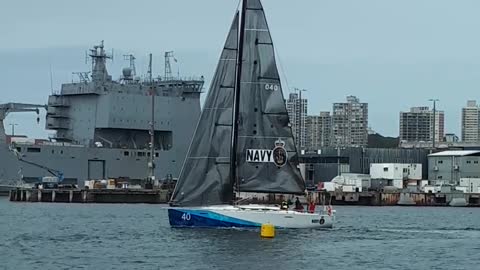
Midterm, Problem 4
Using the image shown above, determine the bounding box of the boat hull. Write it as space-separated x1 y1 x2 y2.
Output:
168 205 334 229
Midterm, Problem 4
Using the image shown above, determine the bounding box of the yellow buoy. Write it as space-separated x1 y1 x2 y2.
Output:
260 223 275 238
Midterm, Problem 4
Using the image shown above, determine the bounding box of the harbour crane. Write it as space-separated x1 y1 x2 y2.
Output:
0 103 47 144
0 102 47 121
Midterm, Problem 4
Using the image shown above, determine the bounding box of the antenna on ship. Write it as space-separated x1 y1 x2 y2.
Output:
121 54 136 82
123 54 136 76
49 64 54 94
88 40 112 82
164 51 176 81
147 53 157 188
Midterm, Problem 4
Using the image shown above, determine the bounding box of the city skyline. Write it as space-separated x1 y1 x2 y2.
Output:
2 0 480 139
289 95 369 149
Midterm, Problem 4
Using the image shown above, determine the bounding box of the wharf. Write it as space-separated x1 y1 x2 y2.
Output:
323 191 480 207
10 188 480 207
240 191 480 207
9 188 171 204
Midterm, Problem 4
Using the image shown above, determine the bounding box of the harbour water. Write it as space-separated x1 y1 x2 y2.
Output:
1 197 480 270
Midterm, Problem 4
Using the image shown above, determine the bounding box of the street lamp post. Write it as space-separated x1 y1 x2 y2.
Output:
429 99 439 149
9 123 18 136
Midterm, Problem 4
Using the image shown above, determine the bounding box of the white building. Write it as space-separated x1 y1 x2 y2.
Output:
331 173 371 192
370 163 422 189
458 178 480 193
370 163 422 180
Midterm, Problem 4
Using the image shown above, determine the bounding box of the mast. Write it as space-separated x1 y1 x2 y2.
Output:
89 40 111 82
230 0 247 193
148 53 156 186
165 51 175 80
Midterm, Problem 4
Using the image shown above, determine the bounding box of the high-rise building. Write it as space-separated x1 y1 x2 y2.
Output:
305 112 332 150
461 100 480 143
332 96 368 147
286 92 307 149
399 106 444 143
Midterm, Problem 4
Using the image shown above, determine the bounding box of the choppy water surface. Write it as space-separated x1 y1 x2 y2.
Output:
1 197 480 270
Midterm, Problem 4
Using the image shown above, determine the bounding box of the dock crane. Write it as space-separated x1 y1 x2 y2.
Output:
0 102 47 122
1 103 63 187
0 103 47 144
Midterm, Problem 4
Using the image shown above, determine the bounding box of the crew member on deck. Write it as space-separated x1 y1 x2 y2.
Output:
280 200 289 210
308 200 316 213
294 197 304 211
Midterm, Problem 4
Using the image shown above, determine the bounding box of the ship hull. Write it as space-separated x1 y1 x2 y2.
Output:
168 205 334 229
0 185 13 196
0 143 185 186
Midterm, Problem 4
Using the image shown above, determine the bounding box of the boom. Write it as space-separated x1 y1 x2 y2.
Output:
9 146 64 182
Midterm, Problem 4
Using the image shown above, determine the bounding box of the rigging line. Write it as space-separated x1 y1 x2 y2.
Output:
236 0 241 12
275 45 291 94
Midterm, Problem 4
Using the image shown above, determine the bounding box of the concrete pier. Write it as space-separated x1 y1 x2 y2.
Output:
10 188 480 207
9 188 171 204
238 191 480 207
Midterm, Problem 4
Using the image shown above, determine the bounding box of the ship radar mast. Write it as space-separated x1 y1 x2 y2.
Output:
89 41 112 82
121 54 136 81
164 51 176 81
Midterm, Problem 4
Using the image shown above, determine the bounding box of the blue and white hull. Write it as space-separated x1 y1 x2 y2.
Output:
168 205 334 229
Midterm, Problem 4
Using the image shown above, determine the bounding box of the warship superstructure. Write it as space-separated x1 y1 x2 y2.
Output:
0 42 203 187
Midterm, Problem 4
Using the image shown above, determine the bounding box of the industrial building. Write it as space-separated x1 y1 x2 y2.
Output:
428 150 480 185
300 147 429 185
299 154 349 187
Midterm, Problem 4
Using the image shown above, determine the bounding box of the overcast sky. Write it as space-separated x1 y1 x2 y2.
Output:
1 0 480 138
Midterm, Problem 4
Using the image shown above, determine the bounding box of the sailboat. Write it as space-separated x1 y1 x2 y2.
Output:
168 0 335 229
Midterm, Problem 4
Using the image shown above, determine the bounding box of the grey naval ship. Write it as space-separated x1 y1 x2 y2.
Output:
0 41 203 192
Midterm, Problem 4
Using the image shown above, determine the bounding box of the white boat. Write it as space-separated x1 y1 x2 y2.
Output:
449 197 468 207
169 205 335 229
168 0 335 229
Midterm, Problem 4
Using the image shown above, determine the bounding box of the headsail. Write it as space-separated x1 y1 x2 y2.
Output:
236 0 305 194
170 13 239 206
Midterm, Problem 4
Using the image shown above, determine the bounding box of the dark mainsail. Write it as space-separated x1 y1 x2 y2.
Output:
171 0 305 207
170 14 239 206
236 0 305 194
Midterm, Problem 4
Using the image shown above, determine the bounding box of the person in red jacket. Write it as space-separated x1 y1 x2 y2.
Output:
308 199 316 213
